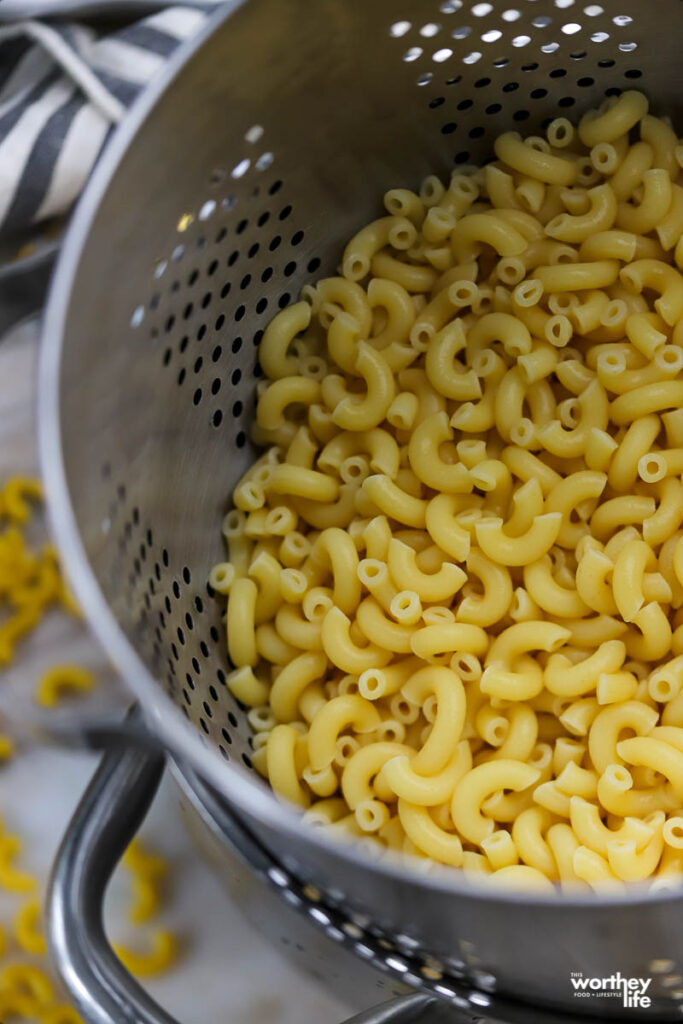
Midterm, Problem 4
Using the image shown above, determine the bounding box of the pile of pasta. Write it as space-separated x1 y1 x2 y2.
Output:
0 477 74 674
212 90 683 892
0 828 176 1022
0 478 177 1021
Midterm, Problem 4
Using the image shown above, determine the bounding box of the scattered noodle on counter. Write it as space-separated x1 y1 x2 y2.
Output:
113 931 179 978
35 665 95 708
0 477 79 665
0 478 179 1019
123 839 168 924
113 841 177 974
41 1007 85 1024
212 91 683 890
0 963 55 1019
13 900 46 956
0 835 37 894
1 478 43 525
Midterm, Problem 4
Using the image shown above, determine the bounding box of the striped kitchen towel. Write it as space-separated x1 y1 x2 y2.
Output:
0 1 224 240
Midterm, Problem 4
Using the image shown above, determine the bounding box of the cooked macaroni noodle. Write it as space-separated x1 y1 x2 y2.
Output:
212 93 683 890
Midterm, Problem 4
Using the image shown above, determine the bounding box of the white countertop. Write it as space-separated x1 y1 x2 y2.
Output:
0 318 352 1024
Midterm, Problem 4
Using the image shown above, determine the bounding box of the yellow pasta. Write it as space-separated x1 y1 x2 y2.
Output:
211 92 683 887
35 664 95 708
343 217 417 282
13 900 46 955
113 931 178 978
41 1007 85 1024
617 169 672 235
0 837 37 894
578 91 649 148
0 475 187 1021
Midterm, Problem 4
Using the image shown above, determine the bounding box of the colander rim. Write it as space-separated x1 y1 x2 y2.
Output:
37 0 683 911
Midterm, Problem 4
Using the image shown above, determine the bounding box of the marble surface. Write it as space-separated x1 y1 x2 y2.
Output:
0 318 353 1024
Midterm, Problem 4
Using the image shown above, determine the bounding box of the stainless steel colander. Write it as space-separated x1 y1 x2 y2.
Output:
38 1 683 1021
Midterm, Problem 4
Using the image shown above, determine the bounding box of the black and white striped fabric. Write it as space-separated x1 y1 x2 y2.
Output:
0 1 223 239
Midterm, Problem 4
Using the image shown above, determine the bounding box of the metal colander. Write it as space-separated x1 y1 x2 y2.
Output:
39 1 683 1021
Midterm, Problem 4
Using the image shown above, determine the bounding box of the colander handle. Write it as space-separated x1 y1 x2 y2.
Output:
47 732 181 1024
46 731 439 1024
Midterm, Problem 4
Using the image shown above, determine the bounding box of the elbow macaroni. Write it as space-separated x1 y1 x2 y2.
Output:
0 481 183 1012
212 92 683 888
